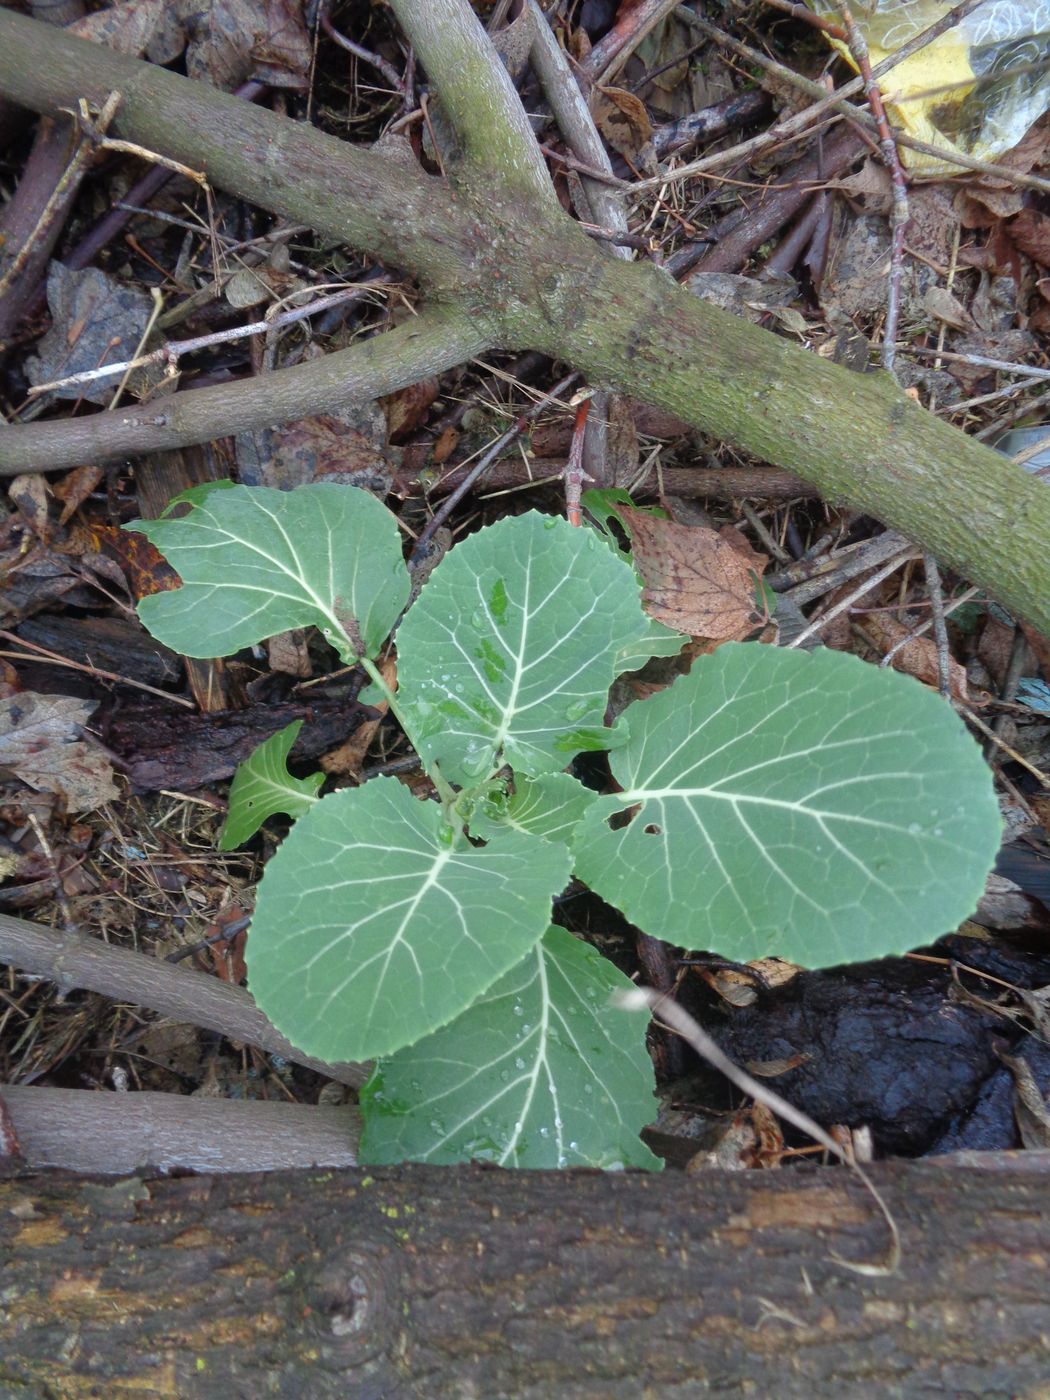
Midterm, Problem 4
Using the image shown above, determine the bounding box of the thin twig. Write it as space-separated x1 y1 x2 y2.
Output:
27 285 384 397
907 348 1050 380
878 585 980 667
0 90 121 301
786 548 917 650
409 368 580 565
583 0 681 88
955 704 1050 789
0 631 197 709
648 3 1050 196
617 987 901 1276
920 554 953 698
320 0 405 96
565 394 591 526
836 4 908 373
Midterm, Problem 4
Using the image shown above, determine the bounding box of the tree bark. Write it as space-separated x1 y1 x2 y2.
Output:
1 1085 359 1174
2 1158 1049 1396
0 8 1046 631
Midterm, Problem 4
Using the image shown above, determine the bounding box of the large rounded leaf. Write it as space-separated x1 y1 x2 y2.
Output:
247 778 572 1061
128 482 409 663
397 511 680 787
360 925 660 1169
572 643 1001 967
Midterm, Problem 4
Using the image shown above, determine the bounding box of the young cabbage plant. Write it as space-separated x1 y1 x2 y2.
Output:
128 483 1001 1169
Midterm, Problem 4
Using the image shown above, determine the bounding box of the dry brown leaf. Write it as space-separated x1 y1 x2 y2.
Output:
861 611 968 699
267 629 311 678
380 377 439 443
0 692 117 812
52 465 105 527
1008 209 1050 272
620 507 767 640
588 86 655 167
922 286 975 332
996 1049 1050 1150
320 655 397 779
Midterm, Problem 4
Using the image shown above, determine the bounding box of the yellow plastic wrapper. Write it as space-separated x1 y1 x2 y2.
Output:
806 0 1050 176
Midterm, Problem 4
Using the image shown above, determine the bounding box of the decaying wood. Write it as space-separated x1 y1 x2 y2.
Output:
1 1158 1048 1396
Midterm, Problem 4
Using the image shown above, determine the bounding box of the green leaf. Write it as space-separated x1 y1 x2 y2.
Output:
581 487 668 553
397 511 679 786
359 925 660 1169
616 613 686 669
127 482 410 664
470 772 598 844
247 777 572 1061
218 720 323 851
160 479 237 515
572 643 1002 967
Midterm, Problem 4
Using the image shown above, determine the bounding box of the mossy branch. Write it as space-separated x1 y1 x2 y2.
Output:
0 7 1046 632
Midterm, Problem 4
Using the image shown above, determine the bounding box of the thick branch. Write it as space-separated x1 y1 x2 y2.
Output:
0 7 479 284
509 244 1050 634
391 0 557 208
2 1086 359 1173
0 9 1047 632
0 912 367 1088
0 308 488 473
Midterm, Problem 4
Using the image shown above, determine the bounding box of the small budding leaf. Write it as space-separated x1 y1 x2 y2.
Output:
126 482 410 664
359 925 660 1169
469 772 598 845
247 777 573 1062
398 511 683 787
572 643 1002 967
219 720 323 851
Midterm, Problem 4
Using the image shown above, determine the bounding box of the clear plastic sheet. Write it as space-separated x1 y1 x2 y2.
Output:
807 1 1050 175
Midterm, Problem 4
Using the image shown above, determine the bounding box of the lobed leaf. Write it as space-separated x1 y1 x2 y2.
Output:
398 511 682 787
219 720 323 850
127 482 410 664
572 643 1002 967
247 777 572 1061
359 925 660 1169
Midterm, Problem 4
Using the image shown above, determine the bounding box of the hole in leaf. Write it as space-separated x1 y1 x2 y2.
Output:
643 823 662 835
606 803 639 831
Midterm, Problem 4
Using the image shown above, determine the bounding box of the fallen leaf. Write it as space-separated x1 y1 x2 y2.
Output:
320 654 397 779
996 1049 1050 1150
1008 208 1050 271
922 286 975 331
267 629 312 678
53 465 105 527
862 611 968 700
619 507 767 640
150 0 313 92
236 403 394 494
71 0 166 55
0 692 118 811
380 377 439 443
589 86 655 167
27 265 156 406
